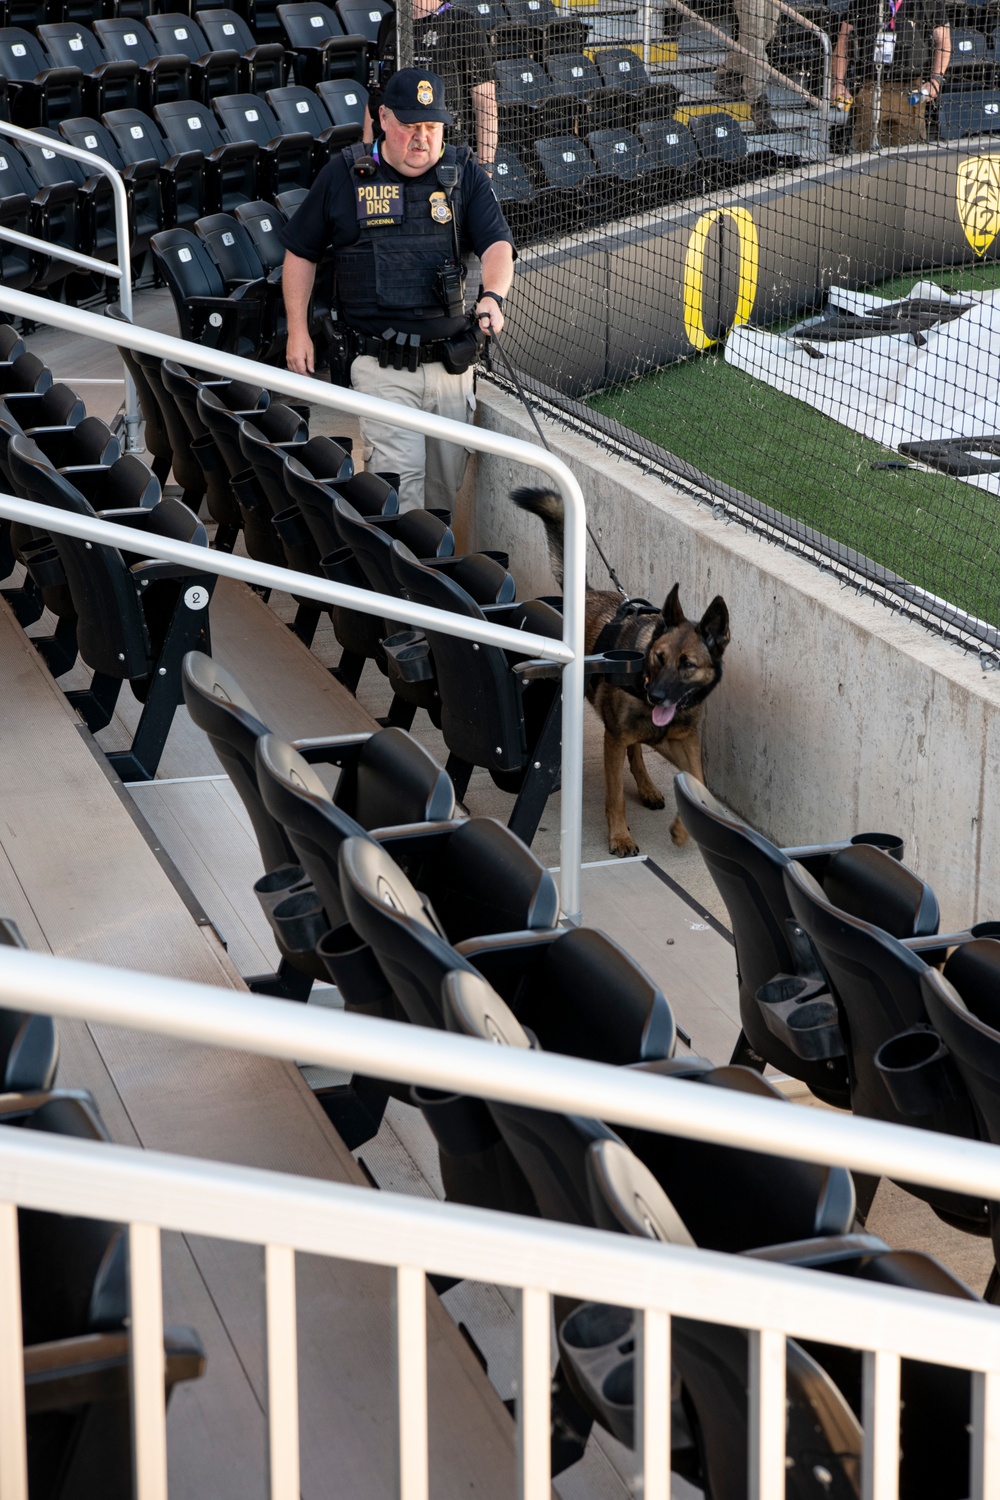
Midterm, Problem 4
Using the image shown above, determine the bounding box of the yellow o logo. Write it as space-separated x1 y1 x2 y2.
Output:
682 207 760 351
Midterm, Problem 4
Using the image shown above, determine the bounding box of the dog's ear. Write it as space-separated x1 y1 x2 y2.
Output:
661 583 685 627
699 596 730 659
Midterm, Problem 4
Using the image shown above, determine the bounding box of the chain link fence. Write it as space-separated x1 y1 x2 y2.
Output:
393 0 1000 651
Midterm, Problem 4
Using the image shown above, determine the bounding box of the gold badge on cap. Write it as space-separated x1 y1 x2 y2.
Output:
429 189 452 223
417 78 434 106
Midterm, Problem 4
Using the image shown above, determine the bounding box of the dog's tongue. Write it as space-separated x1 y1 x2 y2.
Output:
651 702 676 728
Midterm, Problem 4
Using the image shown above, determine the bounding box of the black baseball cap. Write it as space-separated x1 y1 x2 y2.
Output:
382 67 453 124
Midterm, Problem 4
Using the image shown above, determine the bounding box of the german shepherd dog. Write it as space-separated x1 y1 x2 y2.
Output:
513 488 730 857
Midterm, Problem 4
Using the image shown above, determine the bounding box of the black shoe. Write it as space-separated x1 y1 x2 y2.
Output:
751 93 774 131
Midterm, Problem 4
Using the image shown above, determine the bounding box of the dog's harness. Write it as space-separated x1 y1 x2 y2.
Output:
589 597 663 699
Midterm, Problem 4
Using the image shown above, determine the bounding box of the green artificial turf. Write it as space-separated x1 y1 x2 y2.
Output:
587 301 1000 628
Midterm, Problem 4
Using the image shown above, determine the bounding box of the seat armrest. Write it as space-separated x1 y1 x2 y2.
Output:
455 929 562 996
0 1088 97 1122
25 1326 206 1415
130 559 213 586
290 732 371 763
162 148 206 176
781 832 905 872
206 139 258 165
373 818 466 861
744 1233 890 1268
95 506 154 530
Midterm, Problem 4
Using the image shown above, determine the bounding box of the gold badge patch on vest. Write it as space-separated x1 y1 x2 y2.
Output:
417 78 434 105
429 189 452 223
355 180 403 226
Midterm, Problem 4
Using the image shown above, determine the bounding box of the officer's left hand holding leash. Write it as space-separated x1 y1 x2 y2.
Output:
475 291 505 337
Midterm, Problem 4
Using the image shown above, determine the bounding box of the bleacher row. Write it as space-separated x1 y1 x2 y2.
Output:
5 321 1000 1493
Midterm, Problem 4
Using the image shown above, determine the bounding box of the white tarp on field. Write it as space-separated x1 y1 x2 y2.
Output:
724 280 1000 493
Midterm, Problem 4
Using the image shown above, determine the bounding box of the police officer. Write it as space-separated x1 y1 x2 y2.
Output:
280 69 514 513
832 0 949 149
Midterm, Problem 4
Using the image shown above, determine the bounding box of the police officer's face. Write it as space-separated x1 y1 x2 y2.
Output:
379 107 444 176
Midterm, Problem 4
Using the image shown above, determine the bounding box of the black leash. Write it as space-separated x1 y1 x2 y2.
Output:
488 329 629 598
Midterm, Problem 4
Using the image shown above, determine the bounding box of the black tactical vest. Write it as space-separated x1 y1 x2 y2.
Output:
334 142 470 334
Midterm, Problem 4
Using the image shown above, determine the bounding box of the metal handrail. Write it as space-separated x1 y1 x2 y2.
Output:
0 490 572 659
6 945 1000 1203
0 121 140 452
2 947 1000 1500
1 1123 999 1500
0 284 589 923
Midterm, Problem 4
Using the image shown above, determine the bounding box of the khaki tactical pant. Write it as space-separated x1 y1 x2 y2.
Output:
350 355 476 513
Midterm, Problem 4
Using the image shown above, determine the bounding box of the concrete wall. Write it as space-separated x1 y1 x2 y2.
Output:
465 384 1000 929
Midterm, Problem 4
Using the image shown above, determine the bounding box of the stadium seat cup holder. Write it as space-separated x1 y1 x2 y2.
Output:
383 630 434 685
270 890 329 956
875 1026 965 1118
320 545 362 586
272 504 314 550
410 1085 502 1156
317 921 395 1015
253 862 312 918
851 831 905 861
558 1303 636 1449
24 545 67 592
598 648 645 690
755 974 845 1061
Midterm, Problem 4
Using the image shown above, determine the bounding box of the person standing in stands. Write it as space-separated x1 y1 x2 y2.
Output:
366 0 498 173
832 0 950 149
280 69 514 513
716 0 778 133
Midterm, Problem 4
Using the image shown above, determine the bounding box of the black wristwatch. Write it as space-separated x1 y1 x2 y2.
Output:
480 291 505 311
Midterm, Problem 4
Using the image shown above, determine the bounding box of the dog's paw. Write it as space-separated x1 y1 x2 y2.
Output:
638 789 666 810
609 832 640 858
670 817 689 847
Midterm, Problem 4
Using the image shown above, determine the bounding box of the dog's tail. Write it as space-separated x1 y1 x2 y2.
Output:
511 487 566 589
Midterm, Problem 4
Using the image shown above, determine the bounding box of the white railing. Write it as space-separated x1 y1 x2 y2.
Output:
0 122 140 451
0 286 589 923
2 946 1000 1500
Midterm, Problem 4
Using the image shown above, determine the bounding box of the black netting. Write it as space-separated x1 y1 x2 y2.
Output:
391 0 1000 649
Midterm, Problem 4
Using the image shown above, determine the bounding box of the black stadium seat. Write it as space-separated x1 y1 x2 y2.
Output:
146 12 240 103
0 26 83 126
151 225 268 357
532 133 598 232
59 116 162 258
334 0 392 44
155 98 258 211
17 125 120 273
235 198 289 268
277 1 368 88
267 80 356 166
315 75 368 136
0 142 43 291
93 18 191 113
687 109 748 183
213 91 312 194
637 115 698 201
389 539 565 843
197 6 288 94
8 432 216 782
37 23 140 117
487 145 536 241
3 1090 205 1500
102 106 209 229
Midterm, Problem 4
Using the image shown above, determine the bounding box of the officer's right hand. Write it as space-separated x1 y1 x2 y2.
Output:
286 332 315 376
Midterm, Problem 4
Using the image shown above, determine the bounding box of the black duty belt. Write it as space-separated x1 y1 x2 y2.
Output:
353 331 451 366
